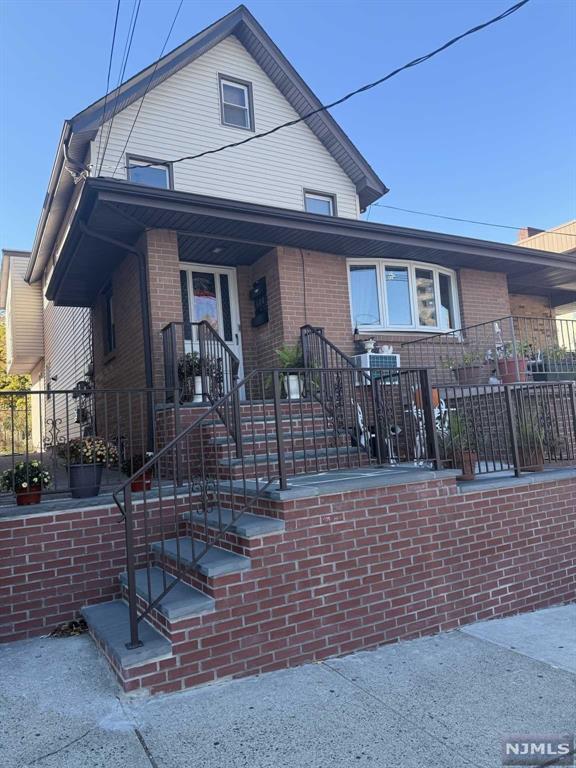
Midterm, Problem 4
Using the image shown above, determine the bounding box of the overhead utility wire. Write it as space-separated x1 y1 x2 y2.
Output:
369 204 576 238
94 0 121 174
122 0 531 171
98 0 142 176
110 0 185 177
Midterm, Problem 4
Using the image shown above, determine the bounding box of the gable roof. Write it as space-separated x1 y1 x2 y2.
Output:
69 4 387 209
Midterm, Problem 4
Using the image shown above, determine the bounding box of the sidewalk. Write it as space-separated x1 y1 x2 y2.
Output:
1 604 574 768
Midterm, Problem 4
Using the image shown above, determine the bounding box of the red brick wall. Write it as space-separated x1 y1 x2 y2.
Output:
458 269 511 328
510 293 552 319
2 473 575 692
145 230 184 388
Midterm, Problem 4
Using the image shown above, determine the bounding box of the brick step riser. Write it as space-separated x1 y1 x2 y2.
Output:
119 581 212 638
215 454 372 480
206 435 351 458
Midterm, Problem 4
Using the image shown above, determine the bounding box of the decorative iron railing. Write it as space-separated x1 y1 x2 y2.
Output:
0 387 170 504
401 315 576 386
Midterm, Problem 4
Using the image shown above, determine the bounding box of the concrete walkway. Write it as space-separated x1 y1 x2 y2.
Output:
1 604 574 768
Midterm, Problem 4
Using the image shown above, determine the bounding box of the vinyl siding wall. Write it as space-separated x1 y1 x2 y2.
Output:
5 258 44 374
92 36 360 218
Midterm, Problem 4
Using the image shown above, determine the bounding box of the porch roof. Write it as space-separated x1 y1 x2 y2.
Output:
47 178 576 308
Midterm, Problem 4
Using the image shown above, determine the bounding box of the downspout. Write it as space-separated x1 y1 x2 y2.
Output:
78 222 155 451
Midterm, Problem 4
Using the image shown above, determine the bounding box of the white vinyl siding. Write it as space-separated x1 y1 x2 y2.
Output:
5 257 44 374
93 36 360 218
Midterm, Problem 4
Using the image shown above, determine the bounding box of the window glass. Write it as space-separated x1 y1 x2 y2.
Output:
192 272 218 330
221 80 251 129
104 287 116 353
415 268 437 327
304 193 334 216
350 265 381 326
128 161 169 188
385 266 412 326
219 274 233 341
439 272 456 329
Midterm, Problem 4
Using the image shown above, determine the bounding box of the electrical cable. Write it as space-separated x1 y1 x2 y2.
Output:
94 0 121 174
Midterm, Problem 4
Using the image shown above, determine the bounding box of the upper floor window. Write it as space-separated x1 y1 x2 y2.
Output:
219 76 254 130
127 156 171 189
348 260 459 332
304 191 336 216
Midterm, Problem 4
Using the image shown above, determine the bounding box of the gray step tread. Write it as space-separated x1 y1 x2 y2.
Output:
221 445 366 467
184 508 284 538
208 429 339 446
82 600 172 670
119 567 215 620
151 537 251 577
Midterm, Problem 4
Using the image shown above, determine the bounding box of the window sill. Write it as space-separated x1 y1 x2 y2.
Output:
355 328 456 335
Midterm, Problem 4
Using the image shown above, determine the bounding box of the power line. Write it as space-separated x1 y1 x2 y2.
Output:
110 0 184 177
94 0 121 174
368 203 576 238
98 0 142 176
121 0 531 172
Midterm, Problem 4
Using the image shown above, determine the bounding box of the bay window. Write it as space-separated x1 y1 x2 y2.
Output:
348 260 459 332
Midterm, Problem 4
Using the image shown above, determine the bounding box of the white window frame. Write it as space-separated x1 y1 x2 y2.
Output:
347 259 461 333
304 191 336 216
127 156 172 189
219 76 253 131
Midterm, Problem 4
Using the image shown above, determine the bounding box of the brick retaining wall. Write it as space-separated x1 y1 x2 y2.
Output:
1 472 575 694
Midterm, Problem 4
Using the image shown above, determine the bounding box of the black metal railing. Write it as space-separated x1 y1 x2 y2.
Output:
401 315 576 386
0 387 171 504
162 320 242 451
436 380 576 477
114 364 440 648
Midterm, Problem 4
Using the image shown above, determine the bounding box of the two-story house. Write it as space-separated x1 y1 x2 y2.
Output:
2 5 576 696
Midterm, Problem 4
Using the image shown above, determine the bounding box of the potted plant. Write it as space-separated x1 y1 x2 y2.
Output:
443 351 485 386
178 352 202 402
532 346 576 382
498 341 531 384
445 413 478 481
62 437 119 498
0 460 52 506
276 345 305 399
517 419 545 472
362 337 376 353
121 452 154 492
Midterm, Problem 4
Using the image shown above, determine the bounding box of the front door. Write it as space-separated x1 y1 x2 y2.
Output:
179 265 244 385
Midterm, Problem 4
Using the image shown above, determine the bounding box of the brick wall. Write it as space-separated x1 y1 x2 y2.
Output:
510 293 552 319
2 472 575 695
458 269 511 328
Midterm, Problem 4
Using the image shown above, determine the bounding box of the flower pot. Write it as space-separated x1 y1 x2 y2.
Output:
284 373 303 400
518 447 544 472
130 471 153 493
193 375 203 403
16 485 42 506
363 340 375 353
69 463 103 498
498 357 528 384
456 450 477 481
452 365 482 386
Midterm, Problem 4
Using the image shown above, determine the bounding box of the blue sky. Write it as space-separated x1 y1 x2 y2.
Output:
0 0 574 252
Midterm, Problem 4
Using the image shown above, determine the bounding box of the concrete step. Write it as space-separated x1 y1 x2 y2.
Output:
151 537 252 577
183 508 284 539
220 446 368 467
82 600 172 670
119 566 215 621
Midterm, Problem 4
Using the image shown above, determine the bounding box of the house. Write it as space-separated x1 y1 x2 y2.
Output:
1 5 575 695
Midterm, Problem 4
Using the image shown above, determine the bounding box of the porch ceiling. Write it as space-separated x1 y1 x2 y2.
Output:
47 178 576 307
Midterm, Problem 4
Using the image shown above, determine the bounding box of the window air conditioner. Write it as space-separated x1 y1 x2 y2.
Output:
352 352 401 380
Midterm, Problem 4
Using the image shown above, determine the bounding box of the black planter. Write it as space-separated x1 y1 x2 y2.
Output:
69 463 103 498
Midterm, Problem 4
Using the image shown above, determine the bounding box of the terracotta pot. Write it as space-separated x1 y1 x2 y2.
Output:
414 388 441 409
130 471 153 493
457 450 478 481
518 447 544 472
16 485 42 506
498 357 528 384
452 365 482 386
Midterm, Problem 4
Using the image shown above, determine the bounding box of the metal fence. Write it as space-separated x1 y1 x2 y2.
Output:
401 315 576 386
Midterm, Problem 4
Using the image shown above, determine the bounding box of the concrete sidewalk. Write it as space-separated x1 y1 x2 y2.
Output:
1 604 574 768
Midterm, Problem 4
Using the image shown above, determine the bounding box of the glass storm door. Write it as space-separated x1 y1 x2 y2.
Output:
179 265 244 386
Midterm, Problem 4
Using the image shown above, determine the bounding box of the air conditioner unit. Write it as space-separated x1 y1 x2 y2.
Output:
352 352 401 381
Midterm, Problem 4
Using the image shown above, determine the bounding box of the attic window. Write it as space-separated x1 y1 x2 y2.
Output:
304 191 336 216
219 76 254 130
127 156 171 189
